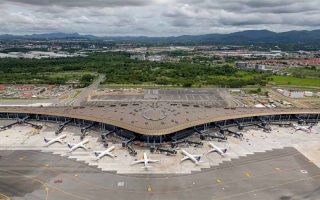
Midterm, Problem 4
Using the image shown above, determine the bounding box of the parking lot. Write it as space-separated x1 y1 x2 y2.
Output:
88 88 234 107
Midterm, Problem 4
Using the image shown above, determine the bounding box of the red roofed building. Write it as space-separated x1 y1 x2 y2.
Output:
21 93 33 98
15 85 34 91
0 84 6 91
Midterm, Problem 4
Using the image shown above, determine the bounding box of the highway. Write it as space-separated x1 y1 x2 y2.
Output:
63 74 105 107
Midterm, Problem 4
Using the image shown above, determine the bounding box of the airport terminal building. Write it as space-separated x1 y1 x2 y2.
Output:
0 103 319 145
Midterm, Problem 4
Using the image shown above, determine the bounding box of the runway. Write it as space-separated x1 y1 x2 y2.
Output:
0 147 319 200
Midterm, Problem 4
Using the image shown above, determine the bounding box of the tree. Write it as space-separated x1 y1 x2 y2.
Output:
182 81 193 88
257 87 262 93
80 74 95 87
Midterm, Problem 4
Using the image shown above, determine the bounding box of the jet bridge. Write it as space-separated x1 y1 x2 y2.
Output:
55 119 72 135
224 129 244 138
121 136 137 156
24 121 42 129
233 120 258 130
0 115 42 131
101 130 115 147
155 147 177 155
0 121 19 131
127 144 137 156
122 136 136 147
18 115 30 123
80 122 97 140
194 127 227 141
213 123 243 138
171 139 203 148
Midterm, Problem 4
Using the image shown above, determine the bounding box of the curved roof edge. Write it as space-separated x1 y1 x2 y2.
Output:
0 106 319 136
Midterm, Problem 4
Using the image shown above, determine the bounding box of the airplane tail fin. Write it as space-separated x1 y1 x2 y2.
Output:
67 143 73 149
94 152 99 157
223 149 227 153
44 138 49 143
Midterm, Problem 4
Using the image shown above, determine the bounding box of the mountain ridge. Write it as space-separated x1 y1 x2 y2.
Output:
1 29 320 45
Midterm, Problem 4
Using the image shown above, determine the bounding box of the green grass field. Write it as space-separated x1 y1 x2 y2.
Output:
270 75 320 87
282 67 320 79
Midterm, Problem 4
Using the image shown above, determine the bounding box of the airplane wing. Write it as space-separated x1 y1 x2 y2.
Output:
132 160 144 165
105 152 115 158
207 149 217 154
45 138 53 141
79 144 87 150
181 156 189 162
55 139 64 144
148 159 159 163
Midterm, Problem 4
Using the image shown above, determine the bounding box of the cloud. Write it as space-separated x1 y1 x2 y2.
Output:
0 0 320 36
4 0 151 7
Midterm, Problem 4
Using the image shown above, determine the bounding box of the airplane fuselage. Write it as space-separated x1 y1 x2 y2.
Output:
69 139 89 152
295 125 312 133
143 152 148 167
44 134 67 146
208 143 226 156
181 149 200 164
132 152 159 168
95 146 115 160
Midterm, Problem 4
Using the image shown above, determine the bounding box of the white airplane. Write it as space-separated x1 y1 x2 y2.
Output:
207 143 227 157
67 139 89 152
180 149 203 165
132 152 159 169
44 134 67 147
94 146 116 160
293 125 313 133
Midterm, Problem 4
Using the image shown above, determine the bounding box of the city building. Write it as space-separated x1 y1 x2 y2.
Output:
130 54 146 61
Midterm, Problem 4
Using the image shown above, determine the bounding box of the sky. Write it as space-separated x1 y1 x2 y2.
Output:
0 0 320 36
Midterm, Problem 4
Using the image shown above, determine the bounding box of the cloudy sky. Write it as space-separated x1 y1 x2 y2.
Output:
0 0 320 36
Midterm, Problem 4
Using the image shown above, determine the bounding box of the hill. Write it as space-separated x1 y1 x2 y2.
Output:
1 30 320 45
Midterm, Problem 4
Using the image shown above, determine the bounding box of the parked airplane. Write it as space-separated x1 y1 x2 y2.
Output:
132 152 159 169
44 134 67 147
293 125 313 133
67 139 89 152
207 143 227 157
94 146 116 160
180 149 203 165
